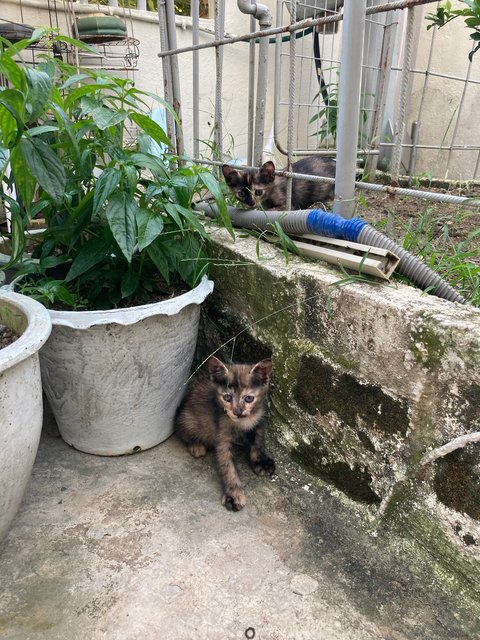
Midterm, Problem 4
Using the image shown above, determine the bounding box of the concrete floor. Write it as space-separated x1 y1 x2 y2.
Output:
0 422 475 640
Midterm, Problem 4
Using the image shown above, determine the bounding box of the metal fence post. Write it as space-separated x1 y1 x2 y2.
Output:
333 0 367 219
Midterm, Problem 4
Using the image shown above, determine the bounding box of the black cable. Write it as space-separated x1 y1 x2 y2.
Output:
313 26 330 107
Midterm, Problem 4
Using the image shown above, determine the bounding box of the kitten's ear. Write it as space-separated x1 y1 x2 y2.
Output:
250 358 272 385
259 161 276 184
222 164 239 186
207 356 229 383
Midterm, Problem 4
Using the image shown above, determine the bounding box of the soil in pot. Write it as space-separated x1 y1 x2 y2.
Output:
0 325 19 349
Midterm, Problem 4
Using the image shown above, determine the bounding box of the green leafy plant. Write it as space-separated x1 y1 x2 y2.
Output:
426 0 480 61
0 31 231 309
309 74 339 145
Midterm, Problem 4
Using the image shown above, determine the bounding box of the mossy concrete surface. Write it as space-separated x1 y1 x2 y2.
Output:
203 229 480 607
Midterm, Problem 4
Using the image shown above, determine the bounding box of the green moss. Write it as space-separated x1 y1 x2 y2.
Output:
376 481 480 633
410 322 447 368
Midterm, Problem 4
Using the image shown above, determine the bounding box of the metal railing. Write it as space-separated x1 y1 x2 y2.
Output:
76 1 480 212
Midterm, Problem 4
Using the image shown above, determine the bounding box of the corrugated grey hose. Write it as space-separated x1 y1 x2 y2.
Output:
199 205 467 305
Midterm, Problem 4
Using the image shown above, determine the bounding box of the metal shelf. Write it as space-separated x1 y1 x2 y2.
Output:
74 36 140 70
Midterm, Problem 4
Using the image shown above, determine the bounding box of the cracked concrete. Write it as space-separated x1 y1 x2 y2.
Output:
0 419 477 640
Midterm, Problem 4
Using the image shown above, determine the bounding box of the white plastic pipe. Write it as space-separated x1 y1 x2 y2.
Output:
237 0 272 165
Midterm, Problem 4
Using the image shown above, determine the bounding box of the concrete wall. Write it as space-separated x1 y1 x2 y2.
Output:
198 229 480 591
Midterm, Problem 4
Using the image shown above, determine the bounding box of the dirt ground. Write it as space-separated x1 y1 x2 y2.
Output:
355 185 480 249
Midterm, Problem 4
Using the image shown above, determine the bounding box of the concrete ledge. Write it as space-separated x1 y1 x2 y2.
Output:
201 229 480 583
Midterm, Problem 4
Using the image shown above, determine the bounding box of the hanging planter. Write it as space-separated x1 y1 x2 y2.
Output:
74 15 128 43
0 291 51 543
40 277 213 456
0 23 34 43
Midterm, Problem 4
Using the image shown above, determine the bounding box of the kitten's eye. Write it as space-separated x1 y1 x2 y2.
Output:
254 189 263 196
223 393 232 402
244 395 255 403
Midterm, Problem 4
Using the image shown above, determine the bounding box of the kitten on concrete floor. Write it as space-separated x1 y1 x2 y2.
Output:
222 156 336 210
175 356 275 511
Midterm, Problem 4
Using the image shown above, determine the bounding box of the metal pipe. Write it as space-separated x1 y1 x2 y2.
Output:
390 6 416 183
333 0 367 219
157 0 438 59
197 157 480 208
363 8 398 179
254 19 271 165
247 15 256 166
236 1 273 166
237 0 272 26
273 0 287 157
407 120 419 184
214 0 225 161
361 1 385 153
444 45 474 180
165 0 185 158
409 3 437 180
192 0 200 159
286 0 297 209
158 0 175 143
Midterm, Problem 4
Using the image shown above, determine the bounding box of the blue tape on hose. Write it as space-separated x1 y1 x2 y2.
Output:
306 210 367 241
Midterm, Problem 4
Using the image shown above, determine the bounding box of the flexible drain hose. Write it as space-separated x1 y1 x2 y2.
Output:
202 206 466 304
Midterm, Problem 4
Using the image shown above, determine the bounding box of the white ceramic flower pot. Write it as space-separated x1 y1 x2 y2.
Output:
40 276 213 456
0 292 52 543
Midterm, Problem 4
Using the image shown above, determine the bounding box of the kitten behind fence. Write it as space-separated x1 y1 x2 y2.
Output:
175 356 275 511
222 156 336 210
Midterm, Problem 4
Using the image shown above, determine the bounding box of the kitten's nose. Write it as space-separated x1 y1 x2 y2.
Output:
233 406 244 417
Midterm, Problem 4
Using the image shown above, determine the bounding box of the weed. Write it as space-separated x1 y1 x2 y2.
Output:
373 208 480 306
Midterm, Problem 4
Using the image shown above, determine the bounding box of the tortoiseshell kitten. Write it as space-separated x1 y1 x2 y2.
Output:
222 156 336 210
175 356 275 511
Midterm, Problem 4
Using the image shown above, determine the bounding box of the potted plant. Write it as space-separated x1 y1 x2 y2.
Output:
0 32 231 455
0 290 51 542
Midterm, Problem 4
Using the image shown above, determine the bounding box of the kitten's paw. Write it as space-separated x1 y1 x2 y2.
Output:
188 443 207 458
222 487 246 512
252 455 276 477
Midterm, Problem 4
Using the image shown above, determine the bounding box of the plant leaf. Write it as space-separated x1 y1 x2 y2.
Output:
0 212 25 269
198 170 234 239
170 173 198 208
105 192 137 262
25 68 52 121
0 89 25 147
65 234 111 282
10 145 36 211
136 207 164 251
0 55 26 91
121 266 140 298
147 240 170 283
93 167 121 216
130 112 172 149
129 152 169 177
20 137 66 203
91 105 129 130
